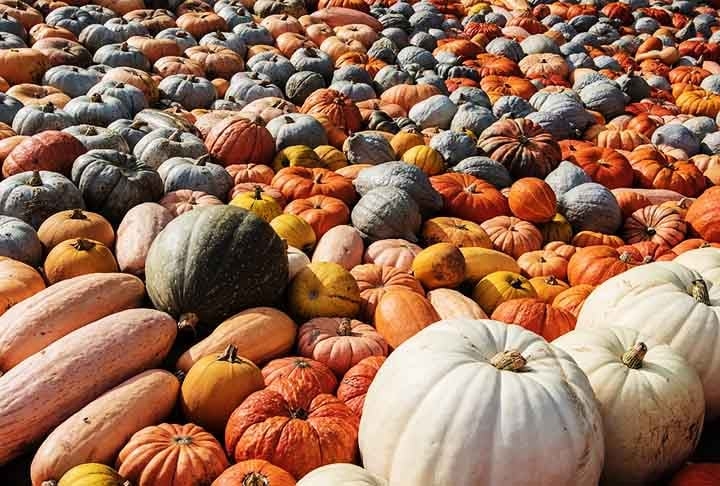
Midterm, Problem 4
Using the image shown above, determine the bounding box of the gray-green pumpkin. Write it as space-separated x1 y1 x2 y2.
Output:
353 161 442 214
133 128 208 169
145 205 288 330
0 215 42 266
351 186 421 242
545 160 592 198
452 156 512 188
0 171 84 229
71 149 163 224
558 182 622 234
157 154 232 200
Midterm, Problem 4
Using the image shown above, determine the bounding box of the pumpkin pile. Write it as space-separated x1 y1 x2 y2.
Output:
4 0 720 484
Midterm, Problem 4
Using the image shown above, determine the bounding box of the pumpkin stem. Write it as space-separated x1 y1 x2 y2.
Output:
90 93 103 103
253 185 263 200
621 342 647 369
490 350 526 372
41 102 55 113
218 344 240 363
509 278 524 289
69 208 87 220
545 275 557 285
178 313 200 335
290 407 308 420
195 154 210 166
337 318 353 336
41 482 58 486
120 41 128 51
84 126 98 136
168 130 182 142
28 171 43 187
242 472 270 486
690 279 710 305
619 252 633 263
72 239 96 252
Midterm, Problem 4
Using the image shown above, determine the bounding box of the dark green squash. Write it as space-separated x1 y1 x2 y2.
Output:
145 205 288 331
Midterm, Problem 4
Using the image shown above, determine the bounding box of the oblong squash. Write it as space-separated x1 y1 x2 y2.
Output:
176 307 297 373
115 202 174 277
461 247 521 284
0 273 145 372
427 288 488 320
31 369 180 486
0 309 177 466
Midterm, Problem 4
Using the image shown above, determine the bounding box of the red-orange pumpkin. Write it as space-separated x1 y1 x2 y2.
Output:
567 245 642 286
686 186 720 242
212 460 297 486
301 89 362 134
262 356 338 395
516 249 568 280
336 355 385 417
621 204 687 247
567 147 633 189
552 284 595 317
373 289 439 349
284 195 350 238
430 173 509 224
205 115 275 167
507 177 557 223
350 263 424 321
491 297 576 341
272 167 356 205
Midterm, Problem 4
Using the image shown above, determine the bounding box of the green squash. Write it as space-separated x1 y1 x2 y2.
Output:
145 205 288 331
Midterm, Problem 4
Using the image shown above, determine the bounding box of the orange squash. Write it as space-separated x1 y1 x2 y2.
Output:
213 460 297 486
491 298 576 341
481 216 543 259
472 271 537 314
529 275 570 303
421 216 492 248
37 209 114 251
262 356 338 395
44 238 118 284
350 263 424 322
552 284 595 317
567 245 641 286
336 355 385 417
516 249 568 280
374 290 440 349
0 257 44 318
507 177 557 223
411 243 466 290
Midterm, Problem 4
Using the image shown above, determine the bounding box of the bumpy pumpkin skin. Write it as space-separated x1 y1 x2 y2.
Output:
411 243 466 290
146 206 288 330
213 460 297 486
491 297 576 341
262 357 339 396
337 355 386 417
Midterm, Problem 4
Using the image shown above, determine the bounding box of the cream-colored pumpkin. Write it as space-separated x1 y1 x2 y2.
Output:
674 247 720 286
426 288 487 320
359 319 604 486
298 464 387 485
577 261 720 419
554 326 704 485
288 246 310 281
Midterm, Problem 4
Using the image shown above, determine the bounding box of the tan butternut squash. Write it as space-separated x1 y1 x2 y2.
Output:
0 273 145 372
31 369 180 486
115 203 174 277
0 309 177 466
176 307 297 373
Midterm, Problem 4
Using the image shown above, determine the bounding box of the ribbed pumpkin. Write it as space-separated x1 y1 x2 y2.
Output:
272 167 356 205
628 145 706 197
117 423 229 486
507 177 557 223
314 145 348 171
491 297 576 341
568 147 633 189
567 245 641 286
622 205 687 247
472 271 537 314
401 145 445 176
517 249 568 280
390 131 424 157
57 464 130 486
284 195 350 239
529 275 570 303
0 257 45 317
212 460 297 486
288 262 361 320
180 345 264 436
273 145 324 172
374 289 440 349
37 209 114 251
262 357 338 396
411 243 466 290
337 356 385 417
461 247 521 283
430 173 509 224
572 231 625 248
552 284 595 317
301 89 362 133
205 115 275 166
271 213 317 253
685 187 720 243
44 238 118 284
539 213 574 243
297 317 388 377
226 164 275 186
545 241 577 259
421 217 492 248
230 185 283 222
350 263 424 321
481 216 543 259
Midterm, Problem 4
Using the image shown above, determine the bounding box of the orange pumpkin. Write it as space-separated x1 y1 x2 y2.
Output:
0 257 45 317
206 115 275 167
362 238 422 271
213 460 296 486
480 75 537 102
507 177 557 223
284 195 350 238
262 357 338 395
676 88 720 117
529 275 570 303
621 204 687 247
350 263 423 322
567 245 641 286
628 144 706 197
567 147 633 189
0 48 49 85
117 423 229 486
374 289 440 348
411 243 466 290
301 89 362 133
430 173 509 224
673 238 720 254
226 163 275 185
544 241 576 259
37 209 114 251
336 355 385 417
617 241 676 263
272 167 356 205
612 188 653 219
43 238 118 285
480 216 543 259
572 231 625 248
516 249 568 280
421 216 492 248
686 187 720 242
379 83 440 113
552 284 595 317
491 298 576 341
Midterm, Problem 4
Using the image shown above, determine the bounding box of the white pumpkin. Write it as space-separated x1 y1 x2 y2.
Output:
359 318 604 486
288 245 310 281
674 247 720 286
298 464 387 486
553 326 705 485
577 261 720 418
426 288 488 320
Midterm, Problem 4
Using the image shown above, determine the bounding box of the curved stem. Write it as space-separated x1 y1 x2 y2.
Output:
691 279 710 305
28 171 43 187
72 239 95 252
69 208 87 220
178 313 200 335
242 472 270 486
622 343 647 369
337 318 353 336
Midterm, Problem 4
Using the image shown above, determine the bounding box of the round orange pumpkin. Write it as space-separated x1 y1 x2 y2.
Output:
516 249 568 280
284 195 350 239
421 216 492 248
374 289 440 349
567 245 641 286
0 257 45 317
686 186 720 242
205 115 275 167
411 243 466 290
529 275 570 303
43 238 118 284
621 204 687 247
213 459 296 486
481 216 543 259
507 177 557 223
430 173 509 224
491 297 576 341
262 356 338 395
37 209 114 251
350 263 423 322
336 355 386 418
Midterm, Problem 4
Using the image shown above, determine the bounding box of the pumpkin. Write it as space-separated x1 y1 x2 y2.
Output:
297 317 387 377
284 195 350 239
628 144 706 197
669 464 720 486
314 145 347 171
686 187 720 242
568 147 633 190
480 216 543 259
411 243 466 290
301 88 362 133
0 48 49 85
491 297 575 341
180 344 264 436
351 187 421 243
57 464 131 486
288 261 361 320
577 262 720 417
213 460 297 486
398 145 443 177
271 213 316 253
350 263 423 322
37 209 114 251
297 464 387 486
311 224 363 271
225 378 359 479
272 166 356 205
567 245 642 286
552 284 594 318
516 249 568 280
390 131 424 157
544 241 576 259
429 173 508 225
205 115 275 167
115 203 173 277
336 355 385 417
359 318 603 485
554 327 704 485
363 239 421 272
2 130 85 178
539 213 573 244
0 256 44 317
426 288 488 320
558 182 623 234
472 271 537 314
421 217 491 249
227 163 275 186
231 185 283 223
273 145 324 172
507 177 557 223
571 231 624 248
262 357 338 397
622 205 687 247
373 289 439 349
159 190 223 217
146 206 288 331
354 161 442 215
43 238 118 285
461 247 521 284
117 423 228 486
529 275 570 303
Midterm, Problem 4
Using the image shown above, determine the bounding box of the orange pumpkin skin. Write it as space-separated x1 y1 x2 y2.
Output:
3 130 86 178
0 257 45 317
491 298 576 341
226 163 275 185
572 231 625 248
205 116 275 167
336 355 385 417
629 145 706 197
567 245 641 286
272 167 356 205
212 460 297 486
411 243 466 290
380 83 440 113
544 241 576 259
350 263 424 321
117 423 229 486
529 275 570 303
262 357 338 395
552 284 595 317
673 238 720 254
612 188 653 219
481 216 543 259
297 317 387 377
374 289 440 349
618 241 676 263
421 217 492 248
37 209 114 251
44 238 118 284
686 187 720 242
224 380 359 479
669 463 720 486
301 89 362 133
507 177 557 223
568 147 633 189
430 173 509 224
516 249 568 280
284 195 350 239
621 204 687 247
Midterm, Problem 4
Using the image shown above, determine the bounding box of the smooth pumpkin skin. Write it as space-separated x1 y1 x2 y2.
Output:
350 263 424 322
57 464 130 486
297 464 387 486
0 257 45 317
0 273 145 372
44 238 118 284
0 309 177 466
421 217 492 249
461 247 521 283
427 288 488 320
311 224 364 271
411 243 466 290
491 297 576 341
180 345 265 436
271 213 317 253
508 177 557 223
374 289 440 349
529 275 570 303
230 186 283 223
37 209 115 251
31 370 180 486
472 271 538 315
288 262 361 320
115 202 174 277
176 307 297 373
212 460 297 486
146 205 288 330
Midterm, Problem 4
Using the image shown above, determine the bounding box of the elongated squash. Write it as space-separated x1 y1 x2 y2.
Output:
31 369 180 486
0 273 145 372
460 247 521 284
0 309 177 466
176 307 296 372
115 202 174 277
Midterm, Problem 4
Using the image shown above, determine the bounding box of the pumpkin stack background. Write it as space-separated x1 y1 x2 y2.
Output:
3 0 720 484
